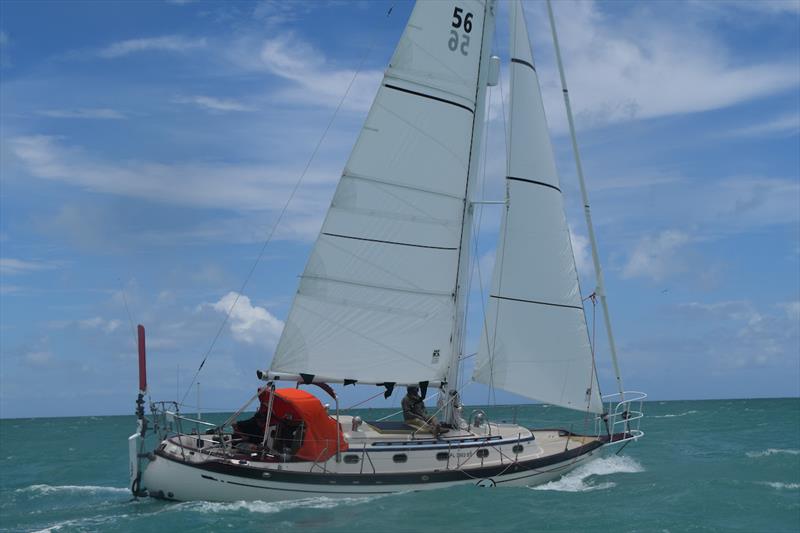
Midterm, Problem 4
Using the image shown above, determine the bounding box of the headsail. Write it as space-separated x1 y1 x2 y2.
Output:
270 0 491 386
473 0 603 413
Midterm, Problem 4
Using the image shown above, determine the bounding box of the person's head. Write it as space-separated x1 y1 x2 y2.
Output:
406 385 419 396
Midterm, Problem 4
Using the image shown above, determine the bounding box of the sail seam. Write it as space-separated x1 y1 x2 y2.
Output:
384 84 474 114
342 172 463 200
301 274 452 297
511 57 536 71
506 176 561 193
322 232 457 251
490 294 582 310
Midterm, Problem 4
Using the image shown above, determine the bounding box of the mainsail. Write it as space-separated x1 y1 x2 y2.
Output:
473 0 603 413
270 0 491 385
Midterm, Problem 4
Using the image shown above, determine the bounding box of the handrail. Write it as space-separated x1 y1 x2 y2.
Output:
599 390 646 443
164 411 218 428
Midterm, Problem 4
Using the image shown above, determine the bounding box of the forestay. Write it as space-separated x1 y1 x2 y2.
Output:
270 0 489 385
474 0 603 413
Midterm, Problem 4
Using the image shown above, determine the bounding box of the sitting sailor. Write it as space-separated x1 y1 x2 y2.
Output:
232 403 268 444
402 385 445 439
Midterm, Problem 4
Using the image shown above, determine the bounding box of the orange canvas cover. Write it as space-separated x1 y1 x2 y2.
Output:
258 388 348 461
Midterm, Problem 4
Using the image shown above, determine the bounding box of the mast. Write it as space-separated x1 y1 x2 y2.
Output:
546 0 624 400
443 0 497 425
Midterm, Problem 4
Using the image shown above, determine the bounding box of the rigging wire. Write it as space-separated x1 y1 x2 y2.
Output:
180 6 396 406
118 277 154 407
118 277 138 348
483 30 511 406
460 70 495 398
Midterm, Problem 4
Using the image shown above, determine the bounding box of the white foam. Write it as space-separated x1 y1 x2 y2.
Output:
746 448 800 458
16 484 129 495
651 410 698 419
530 455 644 493
188 495 382 514
30 513 130 533
758 482 800 490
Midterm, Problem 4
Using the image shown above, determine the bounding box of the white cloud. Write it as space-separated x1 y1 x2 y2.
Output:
0 30 9 67
569 229 593 278
172 95 253 112
0 258 57 275
622 230 691 282
230 32 383 112
37 108 126 120
252 1 310 29
23 350 53 367
98 35 206 58
724 112 800 138
7 135 335 238
79 316 122 333
675 299 798 370
525 1 800 132
779 301 800 322
711 177 800 230
691 0 800 16
209 291 284 348
474 250 495 292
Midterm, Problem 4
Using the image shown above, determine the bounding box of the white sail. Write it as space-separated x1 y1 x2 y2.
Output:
474 0 602 413
270 0 491 386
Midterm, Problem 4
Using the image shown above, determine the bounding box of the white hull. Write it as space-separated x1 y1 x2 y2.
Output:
137 422 625 502
142 444 602 502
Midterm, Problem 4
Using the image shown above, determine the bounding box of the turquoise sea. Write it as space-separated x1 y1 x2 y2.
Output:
1 398 798 532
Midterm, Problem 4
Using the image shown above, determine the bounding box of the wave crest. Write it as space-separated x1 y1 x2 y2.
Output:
530 455 644 493
651 410 698 419
758 482 800 490
746 448 800 458
16 484 129 495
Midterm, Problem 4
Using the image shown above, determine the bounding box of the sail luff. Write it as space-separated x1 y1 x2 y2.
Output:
442 0 497 424
473 0 602 414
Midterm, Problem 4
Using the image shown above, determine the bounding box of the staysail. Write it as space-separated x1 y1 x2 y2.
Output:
270 0 491 386
473 0 603 413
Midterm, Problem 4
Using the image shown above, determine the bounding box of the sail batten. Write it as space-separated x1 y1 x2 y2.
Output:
474 0 603 414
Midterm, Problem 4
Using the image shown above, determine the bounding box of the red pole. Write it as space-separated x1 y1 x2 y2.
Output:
137 325 147 394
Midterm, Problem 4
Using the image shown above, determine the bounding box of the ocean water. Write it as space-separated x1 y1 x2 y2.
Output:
1 398 798 532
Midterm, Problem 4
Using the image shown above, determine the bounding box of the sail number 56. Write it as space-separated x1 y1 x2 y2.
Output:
448 6 473 56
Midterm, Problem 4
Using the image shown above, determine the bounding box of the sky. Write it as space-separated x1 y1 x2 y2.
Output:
0 0 798 419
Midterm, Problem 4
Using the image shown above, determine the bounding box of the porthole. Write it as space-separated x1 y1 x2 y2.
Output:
512 444 524 454
393 454 408 463
436 452 450 461
344 454 360 464
476 448 489 459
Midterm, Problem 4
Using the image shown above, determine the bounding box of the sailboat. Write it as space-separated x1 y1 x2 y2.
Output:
128 0 644 502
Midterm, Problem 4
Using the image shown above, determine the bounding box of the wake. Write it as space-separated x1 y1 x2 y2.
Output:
16 484 129 495
184 494 385 514
529 455 644 493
